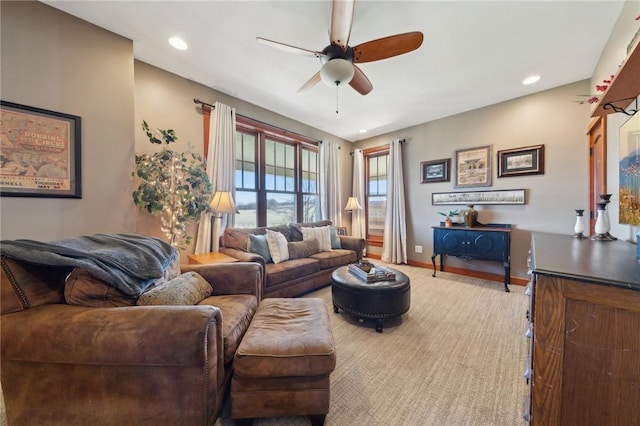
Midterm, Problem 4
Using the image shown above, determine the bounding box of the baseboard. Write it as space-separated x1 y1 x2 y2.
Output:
366 253 527 287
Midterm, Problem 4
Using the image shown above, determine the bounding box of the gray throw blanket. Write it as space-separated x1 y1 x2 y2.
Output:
0 233 177 297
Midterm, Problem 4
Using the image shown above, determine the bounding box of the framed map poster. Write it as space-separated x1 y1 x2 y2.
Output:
1 101 81 198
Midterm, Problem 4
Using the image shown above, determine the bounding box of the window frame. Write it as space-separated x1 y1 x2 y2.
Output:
363 145 390 247
235 116 319 227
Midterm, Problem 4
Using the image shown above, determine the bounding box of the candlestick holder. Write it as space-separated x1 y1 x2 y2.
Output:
573 209 586 238
599 194 617 241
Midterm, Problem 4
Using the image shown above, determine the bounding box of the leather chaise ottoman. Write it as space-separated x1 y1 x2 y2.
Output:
231 298 336 425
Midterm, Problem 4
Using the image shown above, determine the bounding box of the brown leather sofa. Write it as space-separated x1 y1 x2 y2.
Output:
0 256 263 426
219 221 365 299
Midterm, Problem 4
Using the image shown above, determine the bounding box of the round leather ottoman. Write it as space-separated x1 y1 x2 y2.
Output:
331 265 410 333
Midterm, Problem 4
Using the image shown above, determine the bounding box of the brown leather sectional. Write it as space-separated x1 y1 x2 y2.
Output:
0 255 263 425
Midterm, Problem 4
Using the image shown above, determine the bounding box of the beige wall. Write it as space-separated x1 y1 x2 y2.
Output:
0 1 136 241
355 80 592 280
357 0 639 281
591 0 640 243
0 2 352 258
133 61 354 260
2 1 635 278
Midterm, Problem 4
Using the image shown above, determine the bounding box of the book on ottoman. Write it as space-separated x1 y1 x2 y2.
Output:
348 261 396 282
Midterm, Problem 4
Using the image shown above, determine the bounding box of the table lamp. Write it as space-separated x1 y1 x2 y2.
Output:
210 190 238 252
344 196 363 212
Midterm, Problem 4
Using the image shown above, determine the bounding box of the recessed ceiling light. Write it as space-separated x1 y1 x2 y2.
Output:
522 75 541 85
169 37 188 50
359 129 367 133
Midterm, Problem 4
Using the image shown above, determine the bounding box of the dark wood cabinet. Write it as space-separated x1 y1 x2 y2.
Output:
431 224 511 291
525 232 640 426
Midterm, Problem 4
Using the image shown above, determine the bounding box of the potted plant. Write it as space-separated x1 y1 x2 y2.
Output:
438 209 459 227
449 209 461 224
132 121 213 250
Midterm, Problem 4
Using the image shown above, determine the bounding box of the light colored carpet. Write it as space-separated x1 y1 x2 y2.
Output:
216 262 528 426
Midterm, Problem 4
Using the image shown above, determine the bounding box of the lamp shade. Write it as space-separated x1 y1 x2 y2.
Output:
320 59 355 86
210 191 238 214
344 196 363 211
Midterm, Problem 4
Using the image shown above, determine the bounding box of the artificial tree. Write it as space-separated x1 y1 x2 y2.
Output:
132 121 212 250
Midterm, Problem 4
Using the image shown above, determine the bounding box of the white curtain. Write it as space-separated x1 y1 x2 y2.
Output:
351 149 366 238
381 139 407 264
194 102 236 253
319 139 342 225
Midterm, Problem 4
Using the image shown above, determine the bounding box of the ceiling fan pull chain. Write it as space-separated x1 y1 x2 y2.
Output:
335 82 340 114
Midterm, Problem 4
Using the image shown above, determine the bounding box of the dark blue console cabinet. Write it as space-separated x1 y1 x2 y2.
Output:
431 224 511 292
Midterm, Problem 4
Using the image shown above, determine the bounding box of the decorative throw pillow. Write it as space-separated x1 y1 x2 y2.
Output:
265 229 289 264
220 228 251 252
248 233 273 263
288 221 332 241
329 226 342 249
288 238 321 259
301 226 332 252
136 271 212 306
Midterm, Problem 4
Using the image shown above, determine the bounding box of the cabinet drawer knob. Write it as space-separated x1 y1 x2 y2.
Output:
522 396 532 421
525 324 533 338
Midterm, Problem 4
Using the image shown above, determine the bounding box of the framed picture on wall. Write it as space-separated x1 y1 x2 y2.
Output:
497 144 545 177
336 226 347 236
455 145 492 188
0 100 82 198
421 158 451 183
619 114 640 225
432 189 526 205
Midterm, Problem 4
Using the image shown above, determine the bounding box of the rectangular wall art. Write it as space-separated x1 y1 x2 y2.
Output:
497 144 545 177
1 101 82 198
432 189 526 205
455 145 491 188
619 113 639 225
421 158 450 183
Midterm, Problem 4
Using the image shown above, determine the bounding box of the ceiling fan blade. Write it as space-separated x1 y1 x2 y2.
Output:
352 31 424 63
349 65 373 95
256 37 323 59
298 71 322 93
329 0 355 50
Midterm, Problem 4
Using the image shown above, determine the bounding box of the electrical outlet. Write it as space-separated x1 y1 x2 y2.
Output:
415 245 423 253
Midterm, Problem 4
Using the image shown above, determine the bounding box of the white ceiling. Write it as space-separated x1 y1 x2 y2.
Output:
42 1 624 142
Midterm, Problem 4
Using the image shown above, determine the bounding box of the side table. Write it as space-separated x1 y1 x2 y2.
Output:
187 251 239 265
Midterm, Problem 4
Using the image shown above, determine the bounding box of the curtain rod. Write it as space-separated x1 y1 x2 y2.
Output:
318 141 341 149
194 98 216 110
349 139 406 155
193 98 320 144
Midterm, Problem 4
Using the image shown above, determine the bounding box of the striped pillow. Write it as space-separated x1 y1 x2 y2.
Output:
266 229 290 264
301 226 332 252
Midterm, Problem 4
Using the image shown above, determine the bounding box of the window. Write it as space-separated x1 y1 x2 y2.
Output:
234 117 320 227
300 148 320 223
234 129 258 227
364 146 389 246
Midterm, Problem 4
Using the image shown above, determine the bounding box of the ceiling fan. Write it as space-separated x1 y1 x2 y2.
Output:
256 0 423 96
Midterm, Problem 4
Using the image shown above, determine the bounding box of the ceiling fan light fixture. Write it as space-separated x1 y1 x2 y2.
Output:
320 58 354 86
